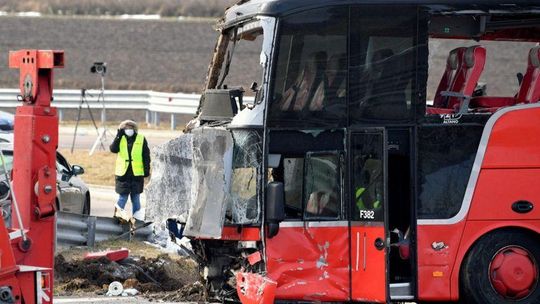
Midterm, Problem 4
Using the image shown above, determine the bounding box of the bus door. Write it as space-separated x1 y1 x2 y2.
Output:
350 129 388 302
265 151 350 301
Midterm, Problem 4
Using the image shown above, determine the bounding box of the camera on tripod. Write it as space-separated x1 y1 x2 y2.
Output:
90 62 107 75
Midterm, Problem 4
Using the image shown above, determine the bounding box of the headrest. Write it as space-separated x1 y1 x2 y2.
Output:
447 48 461 70
464 45 485 68
529 46 540 68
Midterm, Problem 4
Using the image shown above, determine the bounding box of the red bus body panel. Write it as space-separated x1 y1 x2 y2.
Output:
417 223 465 301
350 225 387 302
418 105 540 301
221 226 261 241
265 223 350 301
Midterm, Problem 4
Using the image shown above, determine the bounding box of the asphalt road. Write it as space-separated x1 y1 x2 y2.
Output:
88 184 145 218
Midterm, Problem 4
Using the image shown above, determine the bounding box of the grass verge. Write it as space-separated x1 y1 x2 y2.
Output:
60 149 116 187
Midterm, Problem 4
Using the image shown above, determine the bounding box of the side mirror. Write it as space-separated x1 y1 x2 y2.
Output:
71 165 84 176
265 182 285 238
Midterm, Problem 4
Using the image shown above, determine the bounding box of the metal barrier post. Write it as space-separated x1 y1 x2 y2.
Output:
87 216 97 247
171 114 176 130
153 111 160 126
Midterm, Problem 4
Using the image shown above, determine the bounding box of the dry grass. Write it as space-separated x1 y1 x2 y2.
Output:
60 149 116 187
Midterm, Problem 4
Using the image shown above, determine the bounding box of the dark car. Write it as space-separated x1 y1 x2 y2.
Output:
0 111 14 131
0 145 90 222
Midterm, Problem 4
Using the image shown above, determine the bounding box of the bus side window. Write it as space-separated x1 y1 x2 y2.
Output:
304 153 341 219
349 6 419 123
351 134 385 221
269 6 348 127
282 157 304 219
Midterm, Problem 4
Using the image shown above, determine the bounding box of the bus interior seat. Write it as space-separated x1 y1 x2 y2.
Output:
278 51 327 112
427 45 486 114
471 46 540 113
432 47 466 108
306 190 337 217
518 46 540 103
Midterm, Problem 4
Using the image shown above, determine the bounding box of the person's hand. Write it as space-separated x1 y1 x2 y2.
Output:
116 128 124 137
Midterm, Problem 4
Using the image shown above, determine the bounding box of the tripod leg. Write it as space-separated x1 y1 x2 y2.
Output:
89 129 106 156
85 100 105 150
71 101 84 153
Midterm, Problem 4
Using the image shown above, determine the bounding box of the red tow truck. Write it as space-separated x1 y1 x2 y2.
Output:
0 50 63 304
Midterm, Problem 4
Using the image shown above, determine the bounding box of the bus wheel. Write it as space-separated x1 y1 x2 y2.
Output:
461 231 540 303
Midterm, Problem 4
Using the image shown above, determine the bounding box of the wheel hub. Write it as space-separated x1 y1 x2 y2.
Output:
489 246 538 300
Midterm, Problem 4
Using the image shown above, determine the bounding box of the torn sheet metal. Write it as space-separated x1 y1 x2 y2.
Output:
265 225 350 301
184 127 233 238
145 134 193 224
236 272 277 304
227 130 262 224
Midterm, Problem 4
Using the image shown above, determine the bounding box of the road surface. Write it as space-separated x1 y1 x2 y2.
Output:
88 184 146 218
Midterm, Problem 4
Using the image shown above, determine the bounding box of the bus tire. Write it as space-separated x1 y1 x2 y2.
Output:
461 231 540 304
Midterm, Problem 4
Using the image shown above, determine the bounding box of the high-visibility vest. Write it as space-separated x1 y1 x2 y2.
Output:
115 134 145 176
355 187 381 210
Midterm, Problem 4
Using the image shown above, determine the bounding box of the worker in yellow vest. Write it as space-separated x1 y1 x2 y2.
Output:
110 120 150 221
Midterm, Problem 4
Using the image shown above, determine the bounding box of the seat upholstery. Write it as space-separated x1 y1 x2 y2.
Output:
517 46 540 103
446 45 486 109
428 45 486 114
470 46 540 112
433 47 466 108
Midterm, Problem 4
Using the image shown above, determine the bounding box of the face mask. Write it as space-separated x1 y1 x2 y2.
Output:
124 129 135 137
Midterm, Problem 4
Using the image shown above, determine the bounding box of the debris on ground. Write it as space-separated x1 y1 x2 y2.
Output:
105 281 140 297
155 282 206 303
84 248 130 262
106 281 124 296
55 246 203 302
147 224 193 257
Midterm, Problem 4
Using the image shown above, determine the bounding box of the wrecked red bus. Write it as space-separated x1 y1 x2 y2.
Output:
149 0 540 303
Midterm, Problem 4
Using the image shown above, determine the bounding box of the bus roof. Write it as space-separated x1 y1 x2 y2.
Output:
222 0 540 28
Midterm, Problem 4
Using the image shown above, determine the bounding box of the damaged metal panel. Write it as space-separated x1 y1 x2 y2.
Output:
265 224 350 301
145 134 193 224
236 272 277 304
184 127 233 238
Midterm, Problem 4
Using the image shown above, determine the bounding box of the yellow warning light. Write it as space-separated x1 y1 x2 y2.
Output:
433 271 444 277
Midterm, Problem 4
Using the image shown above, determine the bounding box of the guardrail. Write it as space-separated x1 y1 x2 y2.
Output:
0 89 201 130
56 211 153 246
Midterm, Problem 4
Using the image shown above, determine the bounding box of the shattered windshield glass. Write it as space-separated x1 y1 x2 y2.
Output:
227 129 262 224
